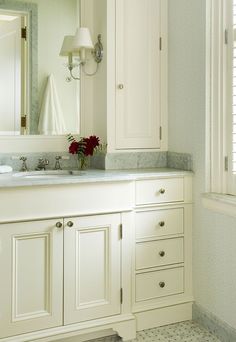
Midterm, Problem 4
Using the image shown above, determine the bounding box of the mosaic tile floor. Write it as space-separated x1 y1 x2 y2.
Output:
92 321 222 342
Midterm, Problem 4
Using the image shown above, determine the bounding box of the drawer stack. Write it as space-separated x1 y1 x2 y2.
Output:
133 176 192 319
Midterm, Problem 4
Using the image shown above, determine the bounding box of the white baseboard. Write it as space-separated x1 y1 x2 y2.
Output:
135 302 193 331
193 303 236 342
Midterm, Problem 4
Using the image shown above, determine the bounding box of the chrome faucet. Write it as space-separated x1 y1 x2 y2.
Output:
54 155 70 170
20 156 28 172
35 158 49 171
54 156 62 170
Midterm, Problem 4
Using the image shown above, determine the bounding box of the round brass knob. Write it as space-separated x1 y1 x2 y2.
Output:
159 281 165 288
118 84 124 90
56 222 63 228
159 221 165 227
159 251 165 257
67 221 74 228
159 188 166 194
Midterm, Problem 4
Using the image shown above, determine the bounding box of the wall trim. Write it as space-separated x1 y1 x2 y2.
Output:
193 303 236 342
202 192 236 218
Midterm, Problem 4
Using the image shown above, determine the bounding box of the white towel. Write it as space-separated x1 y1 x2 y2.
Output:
38 74 66 135
0 165 13 174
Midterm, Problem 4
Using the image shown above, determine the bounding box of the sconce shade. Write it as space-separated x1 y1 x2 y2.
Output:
73 27 94 51
59 35 74 56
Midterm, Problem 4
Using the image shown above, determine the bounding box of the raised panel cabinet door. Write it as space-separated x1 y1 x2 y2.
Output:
64 214 121 324
116 0 162 149
0 219 63 339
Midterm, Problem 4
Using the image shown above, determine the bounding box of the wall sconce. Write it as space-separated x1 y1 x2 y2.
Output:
59 27 103 81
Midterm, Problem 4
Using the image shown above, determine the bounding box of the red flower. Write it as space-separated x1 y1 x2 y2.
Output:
68 135 100 157
83 138 94 156
89 136 100 148
69 141 79 154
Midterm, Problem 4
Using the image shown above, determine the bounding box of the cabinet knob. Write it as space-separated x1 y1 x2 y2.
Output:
56 222 63 228
67 221 74 228
159 221 165 227
159 188 166 194
159 251 165 257
118 84 124 90
159 281 165 288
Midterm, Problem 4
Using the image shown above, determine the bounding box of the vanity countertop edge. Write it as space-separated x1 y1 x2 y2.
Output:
0 168 193 189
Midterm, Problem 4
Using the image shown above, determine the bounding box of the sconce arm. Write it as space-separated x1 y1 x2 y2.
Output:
81 62 99 76
68 65 80 81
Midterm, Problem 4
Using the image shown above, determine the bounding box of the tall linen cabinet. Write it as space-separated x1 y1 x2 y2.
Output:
80 0 168 152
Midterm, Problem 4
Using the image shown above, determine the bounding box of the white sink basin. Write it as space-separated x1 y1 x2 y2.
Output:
13 170 84 179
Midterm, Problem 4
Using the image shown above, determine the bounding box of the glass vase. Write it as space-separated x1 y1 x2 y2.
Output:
77 156 88 170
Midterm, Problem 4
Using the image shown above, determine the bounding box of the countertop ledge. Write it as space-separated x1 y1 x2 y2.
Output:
0 168 193 189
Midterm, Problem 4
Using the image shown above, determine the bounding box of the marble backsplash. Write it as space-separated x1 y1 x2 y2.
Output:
0 151 193 172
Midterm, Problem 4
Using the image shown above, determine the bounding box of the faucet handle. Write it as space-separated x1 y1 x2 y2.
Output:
54 156 62 170
19 156 28 172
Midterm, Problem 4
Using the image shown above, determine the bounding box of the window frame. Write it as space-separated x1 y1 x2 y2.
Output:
203 0 236 217
206 0 233 195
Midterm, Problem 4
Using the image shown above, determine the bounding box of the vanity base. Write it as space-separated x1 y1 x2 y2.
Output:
0 314 136 342
135 302 193 331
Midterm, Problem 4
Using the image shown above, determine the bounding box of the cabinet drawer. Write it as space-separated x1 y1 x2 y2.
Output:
136 238 184 270
135 178 184 205
135 208 184 240
136 267 184 302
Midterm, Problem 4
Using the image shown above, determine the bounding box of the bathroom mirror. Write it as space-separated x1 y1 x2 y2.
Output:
0 0 80 136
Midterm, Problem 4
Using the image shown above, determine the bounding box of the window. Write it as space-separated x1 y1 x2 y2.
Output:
228 0 236 191
207 0 236 196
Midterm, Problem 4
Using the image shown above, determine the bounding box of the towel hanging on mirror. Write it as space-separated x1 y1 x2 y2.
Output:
38 74 66 135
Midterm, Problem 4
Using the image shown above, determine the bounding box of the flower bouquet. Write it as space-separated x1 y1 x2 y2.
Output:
67 134 100 169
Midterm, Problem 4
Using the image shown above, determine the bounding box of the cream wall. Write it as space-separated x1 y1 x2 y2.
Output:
169 0 236 329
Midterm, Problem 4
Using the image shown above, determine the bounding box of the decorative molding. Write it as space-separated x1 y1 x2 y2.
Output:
0 314 136 342
193 303 236 342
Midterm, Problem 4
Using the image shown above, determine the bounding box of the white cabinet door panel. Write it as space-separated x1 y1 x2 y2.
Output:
0 219 63 338
64 214 121 324
116 0 161 149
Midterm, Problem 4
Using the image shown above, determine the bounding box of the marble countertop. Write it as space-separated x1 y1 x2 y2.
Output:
0 168 193 189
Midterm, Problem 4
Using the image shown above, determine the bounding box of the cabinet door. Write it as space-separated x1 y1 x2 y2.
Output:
116 0 162 149
0 219 63 338
64 214 121 324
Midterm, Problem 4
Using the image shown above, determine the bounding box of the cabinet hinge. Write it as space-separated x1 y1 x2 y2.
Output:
159 37 162 51
119 224 123 240
224 156 228 171
224 29 228 45
21 26 27 40
159 126 162 140
21 115 27 128
120 288 123 304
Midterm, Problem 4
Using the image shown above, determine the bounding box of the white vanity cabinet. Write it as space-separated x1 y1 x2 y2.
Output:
133 176 193 330
0 214 123 340
0 181 135 342
0 172 192 341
